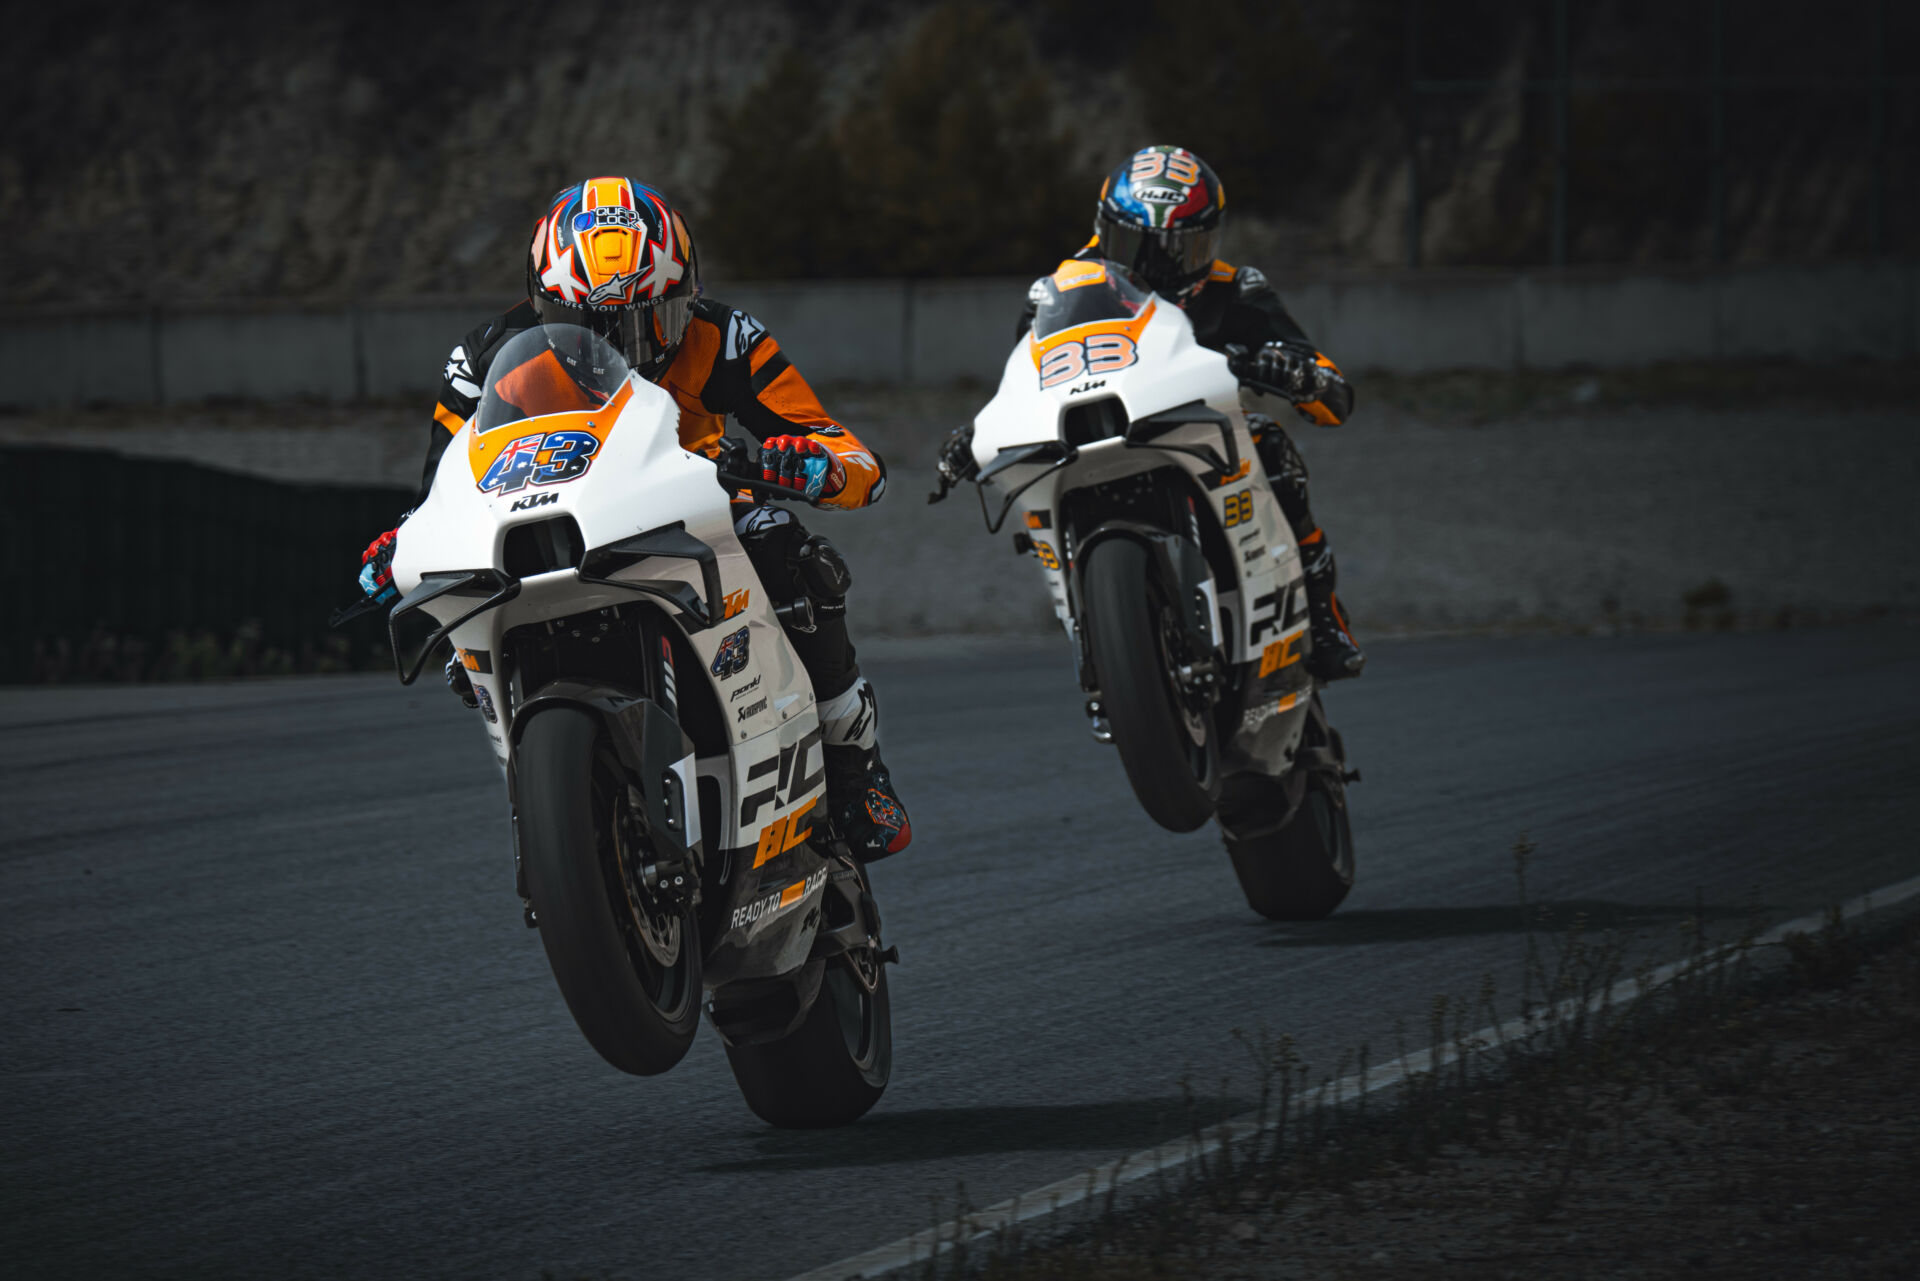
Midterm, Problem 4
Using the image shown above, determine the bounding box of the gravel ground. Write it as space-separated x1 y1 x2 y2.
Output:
1004 916 1920 1281
8 371 1916 636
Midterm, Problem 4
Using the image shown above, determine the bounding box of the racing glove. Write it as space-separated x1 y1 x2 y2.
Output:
1238 342 1334 404
761 435 845 501
359 529 398 604
928 424 978 503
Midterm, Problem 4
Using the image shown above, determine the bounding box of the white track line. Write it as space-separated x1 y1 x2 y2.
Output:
789 872 1920 1281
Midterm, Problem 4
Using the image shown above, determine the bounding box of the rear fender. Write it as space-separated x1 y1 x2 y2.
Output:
507 680 701 866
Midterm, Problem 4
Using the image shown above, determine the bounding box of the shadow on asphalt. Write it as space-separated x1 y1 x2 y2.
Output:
698 1095 1249 1174
1257 899 1760 947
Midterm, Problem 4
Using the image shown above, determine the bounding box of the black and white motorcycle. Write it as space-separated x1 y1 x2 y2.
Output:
362 324 894 1126
933 260 1357 920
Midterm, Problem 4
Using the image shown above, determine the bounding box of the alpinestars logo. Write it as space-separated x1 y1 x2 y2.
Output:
586 271 641 305
724 312 767 361
444 346 479 400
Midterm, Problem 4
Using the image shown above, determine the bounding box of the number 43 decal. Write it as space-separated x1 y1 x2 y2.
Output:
479 429 601 495
1039 333 1139 389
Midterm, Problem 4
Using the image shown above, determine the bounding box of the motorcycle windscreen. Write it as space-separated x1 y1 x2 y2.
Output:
1030 259 1154 339
475 324 631 435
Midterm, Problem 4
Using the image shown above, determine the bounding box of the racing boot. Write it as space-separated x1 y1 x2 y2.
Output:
1300 530 1366 682
818 677 913 861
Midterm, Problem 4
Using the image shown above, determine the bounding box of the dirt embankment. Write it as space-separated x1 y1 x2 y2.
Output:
991 911 1920 1280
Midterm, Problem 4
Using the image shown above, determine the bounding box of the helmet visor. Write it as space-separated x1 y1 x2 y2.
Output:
1097 221 1219 297
535 295 694 372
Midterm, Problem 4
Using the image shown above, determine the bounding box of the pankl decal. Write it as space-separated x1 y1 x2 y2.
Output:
729 866 828 930
479 429 601 495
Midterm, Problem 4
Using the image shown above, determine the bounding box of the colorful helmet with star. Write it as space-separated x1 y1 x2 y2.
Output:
526 176 700 377
1093 146 1225 302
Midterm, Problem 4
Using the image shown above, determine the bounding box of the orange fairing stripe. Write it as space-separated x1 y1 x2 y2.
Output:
1209 259 1236 282
1299 527 1325 545
434 403 465 434
1028 299 1158 370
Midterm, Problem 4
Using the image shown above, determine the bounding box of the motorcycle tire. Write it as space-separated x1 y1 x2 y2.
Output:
1083 537 1216 833
518 706 702 1075
725 959 891 1128
1224 777 1355 921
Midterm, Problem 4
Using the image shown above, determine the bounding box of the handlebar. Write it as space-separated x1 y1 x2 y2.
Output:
716 470 821 506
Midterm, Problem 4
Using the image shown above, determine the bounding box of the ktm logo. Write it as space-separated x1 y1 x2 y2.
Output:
722 588 751 619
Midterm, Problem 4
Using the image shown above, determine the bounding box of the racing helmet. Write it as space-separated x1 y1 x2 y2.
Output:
1093 146 1226 302
526 176 700 378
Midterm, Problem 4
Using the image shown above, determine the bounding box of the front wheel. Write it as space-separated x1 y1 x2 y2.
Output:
1224 779 1356 921
1082 537 1217 833
517 706 702 1075
724 955 892 1128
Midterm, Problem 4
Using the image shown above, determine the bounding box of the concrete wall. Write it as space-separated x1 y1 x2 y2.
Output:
3 262 1913 408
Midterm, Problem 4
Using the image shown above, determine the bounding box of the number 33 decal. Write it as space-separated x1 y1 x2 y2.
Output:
1038 333 1139 389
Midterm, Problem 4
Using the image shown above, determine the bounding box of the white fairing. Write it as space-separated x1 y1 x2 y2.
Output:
971 284 1313 763
387 366 827 948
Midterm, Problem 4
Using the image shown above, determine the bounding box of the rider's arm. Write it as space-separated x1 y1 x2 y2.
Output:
416 302 539 504
1215 264 1354 426
703 307 887 508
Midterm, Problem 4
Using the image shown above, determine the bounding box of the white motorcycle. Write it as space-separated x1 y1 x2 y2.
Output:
353 323 894 1126
932 260 1357 920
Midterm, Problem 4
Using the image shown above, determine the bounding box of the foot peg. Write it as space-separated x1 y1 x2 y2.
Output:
1085 697 1114 744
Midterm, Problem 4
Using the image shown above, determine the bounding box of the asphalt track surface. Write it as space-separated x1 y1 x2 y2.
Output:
6 627 1919 1280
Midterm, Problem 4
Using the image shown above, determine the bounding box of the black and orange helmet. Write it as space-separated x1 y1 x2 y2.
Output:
1093 146 1226 302
526 176 700 377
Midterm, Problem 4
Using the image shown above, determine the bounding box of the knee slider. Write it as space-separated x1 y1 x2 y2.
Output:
793 534 853 606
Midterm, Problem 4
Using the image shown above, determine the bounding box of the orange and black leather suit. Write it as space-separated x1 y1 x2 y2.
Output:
418 296 886 700
1017 250 1351 554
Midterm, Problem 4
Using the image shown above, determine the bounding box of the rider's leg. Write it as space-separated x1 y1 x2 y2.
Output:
1249 415 1365 681
733 503 912 860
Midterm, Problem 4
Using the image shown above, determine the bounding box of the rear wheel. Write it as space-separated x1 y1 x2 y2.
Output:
518 706 702 1075
1082 537 1216 833
1224 778 1355 921
724 954 892 1128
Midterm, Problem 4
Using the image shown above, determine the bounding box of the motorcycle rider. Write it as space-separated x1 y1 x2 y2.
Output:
359 176 911 859
944 144 1365 681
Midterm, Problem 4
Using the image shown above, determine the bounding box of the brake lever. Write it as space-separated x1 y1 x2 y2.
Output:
328 594 390 628
716 470 822 507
